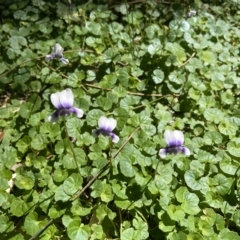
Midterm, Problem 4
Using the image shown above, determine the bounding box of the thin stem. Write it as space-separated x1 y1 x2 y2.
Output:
29 219 54 240
132 96 165 110
29 126 140 240
63 118 81 177
84 83 164 97
71 126 140 201
179 52 196 67
118 207 123 238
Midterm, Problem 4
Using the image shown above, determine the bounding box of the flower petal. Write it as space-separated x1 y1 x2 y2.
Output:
182 147 190 156
48 111 59 123
45 54 54 61
159 148 167 158
50 92 62 108
164 130 184 147
60 57 69 64
92 129 100 138
110 133 119 143
98 116 117 131
69 107 84 118
54 43 64 57
59 88 74 108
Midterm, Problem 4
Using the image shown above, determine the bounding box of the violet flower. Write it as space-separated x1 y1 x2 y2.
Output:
45 43 69 64
92 116 119 143
48 88 84 122
159 130 190 158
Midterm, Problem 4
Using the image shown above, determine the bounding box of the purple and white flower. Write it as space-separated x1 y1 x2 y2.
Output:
48 88 84 122
45 43 69 64
92 116 119 143
159 130 190 158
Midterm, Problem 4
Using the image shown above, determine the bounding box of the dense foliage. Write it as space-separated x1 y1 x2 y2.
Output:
1 0 240 239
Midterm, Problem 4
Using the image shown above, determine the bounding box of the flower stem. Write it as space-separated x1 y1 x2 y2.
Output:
71 126 140 201
63 118 81 177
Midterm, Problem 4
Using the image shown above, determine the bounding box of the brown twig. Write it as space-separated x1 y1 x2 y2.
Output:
179 52 196 67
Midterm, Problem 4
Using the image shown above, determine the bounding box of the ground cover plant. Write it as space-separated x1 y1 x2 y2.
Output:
1 0 240 239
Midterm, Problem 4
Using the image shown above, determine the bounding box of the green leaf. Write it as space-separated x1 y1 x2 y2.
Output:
63 173 83 196
200 51 216 64
121 228 136 240
15 175 35 190
67 219 91 240
16 136 31 153
167 204 185 222
176 187 200 215
227 138 240 157
205 192 223 208
0 215 12 233
219 119 238 136
53 167 68 183
95 97 112 110
184 170 208 191
152 69 164 84
30 134 48 150
119 155 135 177
165 42 186 63
19 102 32 118
220 159 239 175
48 205 66 219
219 229 240 240
213 174 233 195
204 108 224 124
24 212 47 236
203 131 223 145
86 22 101 35
10 199 29 217
55 185 71 202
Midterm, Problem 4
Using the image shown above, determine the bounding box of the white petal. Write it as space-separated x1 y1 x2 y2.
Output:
164 130 184 146
50 92 62 108
159 148 167 158
59 88 74 108
182 147 191 156
70 107 84 118
98 116 117 131
54 43 64 55
60 58 69 64
98 116 107 128
45 54 53 61
111 134 119 143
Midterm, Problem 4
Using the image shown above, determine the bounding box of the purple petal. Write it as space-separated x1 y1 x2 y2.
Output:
159 146 190 157
109 133 119 143
48 111 59 123
45 54 54 61
92 129 119 143
58 109 71 117
182 147 190 156
60 57 69 64
69 107 84 118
